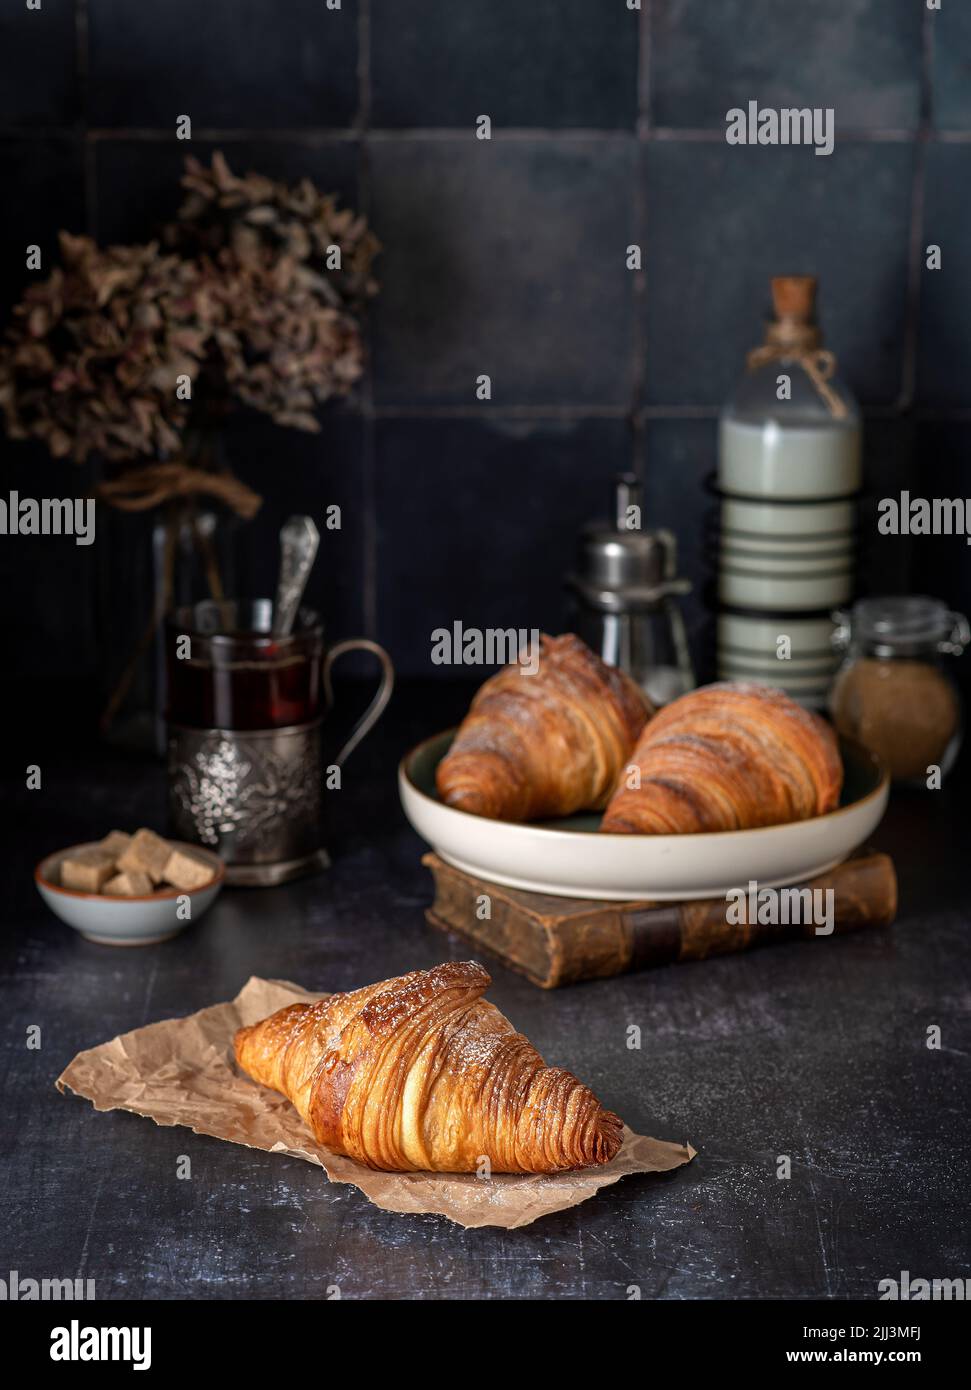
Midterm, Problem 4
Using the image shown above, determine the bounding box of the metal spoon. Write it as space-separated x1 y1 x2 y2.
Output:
272 515 320 637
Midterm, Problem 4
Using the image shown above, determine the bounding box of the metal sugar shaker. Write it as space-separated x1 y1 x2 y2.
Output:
566 474 695 706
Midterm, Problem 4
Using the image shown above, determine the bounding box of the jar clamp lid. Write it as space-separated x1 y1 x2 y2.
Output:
832 596 970 660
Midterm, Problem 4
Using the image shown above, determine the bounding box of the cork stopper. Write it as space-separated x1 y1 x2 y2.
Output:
770 275 817 323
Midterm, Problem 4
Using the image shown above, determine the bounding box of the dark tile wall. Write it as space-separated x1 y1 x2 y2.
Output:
917 141 971 407
651 1 923 131
641 140 914 407
368 137 637 407
369 1 638 130
1 1 969 685
0 2 78 127
374 417 632 671
87 1 360 129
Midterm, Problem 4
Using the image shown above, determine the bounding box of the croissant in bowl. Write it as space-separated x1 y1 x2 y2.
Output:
435 633 651 823
600 681 842 834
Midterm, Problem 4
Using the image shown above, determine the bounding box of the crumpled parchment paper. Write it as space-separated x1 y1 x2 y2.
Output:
57 975 695 1229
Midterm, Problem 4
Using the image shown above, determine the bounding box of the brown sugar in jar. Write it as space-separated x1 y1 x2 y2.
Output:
831 657 959 783
829 597 967 787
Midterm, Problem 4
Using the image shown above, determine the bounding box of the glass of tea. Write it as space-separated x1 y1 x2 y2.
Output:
165 599 394 884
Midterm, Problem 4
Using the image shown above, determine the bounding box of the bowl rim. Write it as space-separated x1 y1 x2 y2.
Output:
399 728 890 843
35 839 226 903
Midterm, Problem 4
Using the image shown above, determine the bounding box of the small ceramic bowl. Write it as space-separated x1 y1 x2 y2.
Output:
35 841 225 946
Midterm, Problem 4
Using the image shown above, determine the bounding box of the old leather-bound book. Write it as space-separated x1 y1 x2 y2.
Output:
423 851 897 989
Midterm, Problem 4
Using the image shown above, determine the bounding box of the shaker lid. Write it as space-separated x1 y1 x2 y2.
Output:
567 474 690 611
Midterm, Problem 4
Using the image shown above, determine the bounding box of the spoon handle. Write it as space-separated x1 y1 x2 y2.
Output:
273 515 320 637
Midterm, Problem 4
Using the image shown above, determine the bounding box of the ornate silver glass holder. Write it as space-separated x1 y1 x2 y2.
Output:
168 719 329 887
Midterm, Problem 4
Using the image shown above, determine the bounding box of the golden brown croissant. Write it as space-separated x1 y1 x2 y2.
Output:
600 681 842 834
435 633 651 822
234 960 623 1173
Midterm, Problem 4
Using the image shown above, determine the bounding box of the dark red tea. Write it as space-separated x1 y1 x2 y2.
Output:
166 601 323 731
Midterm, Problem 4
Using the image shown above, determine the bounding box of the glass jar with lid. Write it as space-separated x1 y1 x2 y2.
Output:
829 596 968 786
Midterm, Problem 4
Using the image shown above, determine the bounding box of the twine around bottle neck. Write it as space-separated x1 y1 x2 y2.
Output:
745 317 849 420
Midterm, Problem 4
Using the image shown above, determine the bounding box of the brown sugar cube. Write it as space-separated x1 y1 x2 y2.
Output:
60 849 116 894
117 828 172 885
98 830 132 860
103 870 153 897
162 847 214 891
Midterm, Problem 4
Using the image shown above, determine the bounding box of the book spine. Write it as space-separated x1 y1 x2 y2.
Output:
626 853 897 965
425 857 638 986
425 853 897 987
426 866 561 986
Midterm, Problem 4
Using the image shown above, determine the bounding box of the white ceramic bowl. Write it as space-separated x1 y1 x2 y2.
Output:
400 732 888 902
719 566 853 610
35 841 225 945
720 495 856 537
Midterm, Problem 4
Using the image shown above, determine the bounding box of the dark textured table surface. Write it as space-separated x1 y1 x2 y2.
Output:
3 681 970 1301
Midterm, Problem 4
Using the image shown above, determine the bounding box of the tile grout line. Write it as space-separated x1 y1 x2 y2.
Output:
73 0 100 642
373 404 635 420
897 5 935 415
651 126 922 144
2 125 952 144
75 0 97 238
628 0 652 484
357 0 378 639
367 402 917 421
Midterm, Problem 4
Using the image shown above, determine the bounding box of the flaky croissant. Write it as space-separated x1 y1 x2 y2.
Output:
234 960 623 1173
435 633 651 822
600 681 842 834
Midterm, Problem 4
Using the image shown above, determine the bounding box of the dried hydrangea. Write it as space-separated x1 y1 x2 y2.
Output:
0 153 379 465
169 152 380 430
0 233 214 463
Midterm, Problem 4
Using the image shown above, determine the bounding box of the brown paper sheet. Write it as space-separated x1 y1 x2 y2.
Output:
56 976 695 1229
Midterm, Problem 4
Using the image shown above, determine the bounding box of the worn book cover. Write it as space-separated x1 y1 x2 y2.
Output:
424 850 897 988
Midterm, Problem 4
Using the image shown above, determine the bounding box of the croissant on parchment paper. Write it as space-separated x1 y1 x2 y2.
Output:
601 681 842 835
234 960 623 1173
435 633 651 823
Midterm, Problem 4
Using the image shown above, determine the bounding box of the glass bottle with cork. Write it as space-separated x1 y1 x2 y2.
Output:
715 275 862 704
719 275 861 502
